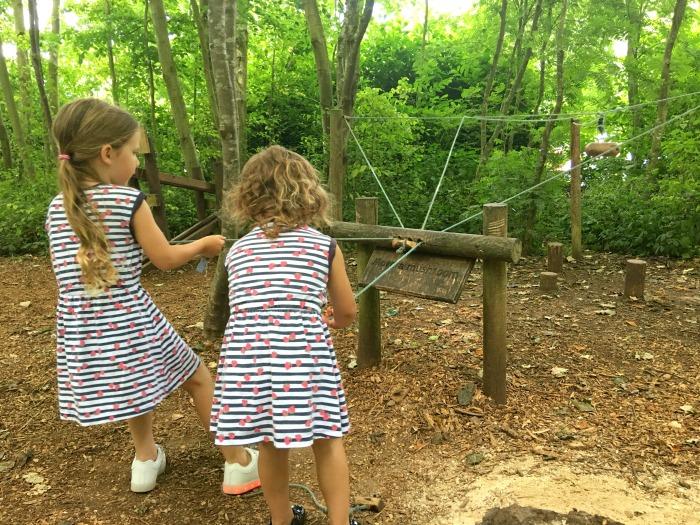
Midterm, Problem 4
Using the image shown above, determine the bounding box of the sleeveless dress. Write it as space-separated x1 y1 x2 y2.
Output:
210 225 351 448
45 184 201 426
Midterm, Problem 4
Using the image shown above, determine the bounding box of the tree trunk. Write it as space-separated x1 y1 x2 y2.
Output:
233 0 248 164
0 35 35 177
523 0 567 253
0 109 12 169
12 0 33 134
143 1 157 134
27 0 55 157
477 0 543 177
191 0 219 132
647 0 687 175
149 0 207 220
203 0 246 340
526 0 554 149
48 0 60 113
302 0 334 137
625 0 646 167
104 0 119 105
480 0 508 155
415 0 429 108
303 0 373 220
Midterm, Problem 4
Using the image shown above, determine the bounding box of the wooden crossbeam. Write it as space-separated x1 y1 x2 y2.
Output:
133 168 216 194
328 221 521 263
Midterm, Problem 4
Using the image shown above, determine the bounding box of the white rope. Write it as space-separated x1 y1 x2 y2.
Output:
442 102 700 233
420 116 465 230
344 118 405 228
347 91 700 123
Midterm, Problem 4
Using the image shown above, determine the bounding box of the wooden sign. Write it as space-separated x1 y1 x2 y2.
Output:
360 248 474 303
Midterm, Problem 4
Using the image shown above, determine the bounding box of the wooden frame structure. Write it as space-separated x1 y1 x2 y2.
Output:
131 129 220 244
336 198 520 404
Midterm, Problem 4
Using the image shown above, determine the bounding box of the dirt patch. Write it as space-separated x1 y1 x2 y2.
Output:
431 456 700 524
0 252 698 524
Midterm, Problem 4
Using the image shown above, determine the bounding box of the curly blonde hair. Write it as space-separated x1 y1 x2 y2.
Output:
52 98 139 295
226 145 332 237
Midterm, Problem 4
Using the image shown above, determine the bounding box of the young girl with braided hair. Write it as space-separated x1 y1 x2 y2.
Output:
46 98 259 494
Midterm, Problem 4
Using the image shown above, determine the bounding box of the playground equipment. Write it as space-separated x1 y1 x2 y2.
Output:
335 197 521 405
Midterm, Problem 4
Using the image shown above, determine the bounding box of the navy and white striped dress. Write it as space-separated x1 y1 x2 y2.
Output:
210 225 350 448
45 184 200 426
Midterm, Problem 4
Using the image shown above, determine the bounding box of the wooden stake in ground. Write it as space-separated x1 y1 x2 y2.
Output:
356 197 381 367
482 203 508 404
570 119 582 259
540 271 558 292
624 259 647 299
547 242 563 273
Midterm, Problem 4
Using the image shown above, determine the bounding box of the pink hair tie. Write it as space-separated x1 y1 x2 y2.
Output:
57 153 70 161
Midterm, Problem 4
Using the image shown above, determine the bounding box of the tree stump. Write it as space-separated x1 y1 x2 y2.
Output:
547 242 563 273
540 272 558 292
624 259 647 299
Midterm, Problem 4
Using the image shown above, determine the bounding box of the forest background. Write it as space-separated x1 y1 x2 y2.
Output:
0 0 698 258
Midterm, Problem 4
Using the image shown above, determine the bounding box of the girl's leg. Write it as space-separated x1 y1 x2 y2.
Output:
127 411 158 461
181 361 249 465
259 441 293 525
312 438 350 525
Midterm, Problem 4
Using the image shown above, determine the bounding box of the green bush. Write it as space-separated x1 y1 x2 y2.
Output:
0 172 57 256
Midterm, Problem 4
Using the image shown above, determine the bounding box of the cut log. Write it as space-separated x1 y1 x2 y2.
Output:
624 259 646 299
540 271 558 292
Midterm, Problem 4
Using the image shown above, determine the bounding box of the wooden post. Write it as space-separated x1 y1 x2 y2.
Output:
547 242 563 273
540 272 558 292
142 133 170 239
624 259 647 299
570 119 582 259
356 197 381 367
482 203 508 404
329 108 344 221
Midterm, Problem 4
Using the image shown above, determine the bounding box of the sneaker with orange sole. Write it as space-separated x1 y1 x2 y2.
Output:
222 447 261 495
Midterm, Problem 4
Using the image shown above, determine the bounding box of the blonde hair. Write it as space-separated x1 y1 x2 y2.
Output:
52 98 139 294
227 145 332 237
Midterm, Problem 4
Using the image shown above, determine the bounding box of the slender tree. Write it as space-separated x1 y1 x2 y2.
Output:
523 0 567 252
647 0 688 174
477 0 543 177
143 1 157 134
0 109 12 169
0 34 35 177
105 0 119 105
479 0 508 154
302 0 374 219
27 0 56 156
12 0 33 133
47 0 60 113
190 0 219 131
625 0 647 166
203 0 248 339
149 0 207 219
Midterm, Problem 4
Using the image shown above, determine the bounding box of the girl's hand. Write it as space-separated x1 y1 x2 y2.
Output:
322 306 336 327
198 235 226 257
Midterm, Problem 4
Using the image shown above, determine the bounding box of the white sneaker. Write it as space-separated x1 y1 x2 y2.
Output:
130 445 166 493
222 447 261 495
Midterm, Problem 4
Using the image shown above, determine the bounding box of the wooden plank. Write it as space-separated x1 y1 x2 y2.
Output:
328 221 521 263
133 168 216 193
360 248 474 304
